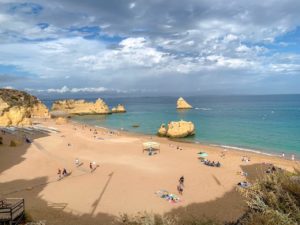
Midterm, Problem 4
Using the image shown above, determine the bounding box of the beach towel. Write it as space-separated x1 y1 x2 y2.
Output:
155 190 182 204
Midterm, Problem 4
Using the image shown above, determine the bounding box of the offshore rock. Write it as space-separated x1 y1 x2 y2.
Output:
158 120 195 138
51 99 110 115
111 104 126 113
176 97 193 109
0 89 49 126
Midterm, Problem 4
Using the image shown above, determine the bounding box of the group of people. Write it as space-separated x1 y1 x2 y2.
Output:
57 168 69 179
203 160 221 167
241 156 251 163
266 165 277 174
75 158 98 172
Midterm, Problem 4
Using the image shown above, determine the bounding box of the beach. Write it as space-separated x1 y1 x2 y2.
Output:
0 118 298 225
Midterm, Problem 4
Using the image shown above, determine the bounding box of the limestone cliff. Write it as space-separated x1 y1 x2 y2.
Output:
51 98 110 115
157 120 195 138
0 89 49 126
111 104 126 113
176 97 193 109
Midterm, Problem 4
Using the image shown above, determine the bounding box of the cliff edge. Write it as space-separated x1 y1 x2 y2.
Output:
51 99 110 115
0 89 49 126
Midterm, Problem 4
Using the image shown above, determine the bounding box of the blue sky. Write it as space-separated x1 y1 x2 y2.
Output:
0 0 300 96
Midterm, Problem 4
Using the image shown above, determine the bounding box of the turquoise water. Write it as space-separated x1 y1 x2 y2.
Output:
43 95 300 156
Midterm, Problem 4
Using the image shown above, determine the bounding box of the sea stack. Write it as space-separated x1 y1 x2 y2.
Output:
158 120 195 138
51 98 110 115
111 104 126 113
0 89 49 126
177 97 192 109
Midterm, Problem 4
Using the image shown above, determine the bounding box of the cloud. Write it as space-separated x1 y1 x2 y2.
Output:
0 0 300 94
25 85 125 93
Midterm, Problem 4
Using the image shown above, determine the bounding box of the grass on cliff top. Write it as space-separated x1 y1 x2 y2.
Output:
234 168 300 225
0 89 39 107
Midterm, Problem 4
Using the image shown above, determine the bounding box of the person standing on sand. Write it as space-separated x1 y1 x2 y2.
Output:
57 168 61 179
177 183 184 195
179 176 184 186
90 162 93 172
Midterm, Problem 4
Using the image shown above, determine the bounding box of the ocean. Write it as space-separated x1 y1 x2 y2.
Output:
43 95 300 157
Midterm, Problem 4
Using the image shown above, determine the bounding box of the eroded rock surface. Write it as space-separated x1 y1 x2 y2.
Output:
0 89 49 126
158 120 195 138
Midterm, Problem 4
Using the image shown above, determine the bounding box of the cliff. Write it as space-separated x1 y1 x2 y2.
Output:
0 89 49 126
177 97 193 109
111 104 126 113
51 98 110 115
158 120 195 138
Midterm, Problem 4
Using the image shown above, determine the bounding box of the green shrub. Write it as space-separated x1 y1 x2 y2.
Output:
237 169 300 225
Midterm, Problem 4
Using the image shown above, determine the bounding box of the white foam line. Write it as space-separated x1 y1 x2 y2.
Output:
210 144 281 157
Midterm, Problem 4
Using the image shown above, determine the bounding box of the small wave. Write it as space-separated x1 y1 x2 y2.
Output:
210 144 281 157
195 107 212 111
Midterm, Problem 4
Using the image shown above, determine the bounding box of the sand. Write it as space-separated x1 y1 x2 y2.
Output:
0 118 298 225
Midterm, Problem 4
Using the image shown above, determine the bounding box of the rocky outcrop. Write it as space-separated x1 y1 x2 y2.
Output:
0 89 49 126
177 97 192 109
55 117 69 125
111 104 126 113
51 99 110 115
158 120 195 138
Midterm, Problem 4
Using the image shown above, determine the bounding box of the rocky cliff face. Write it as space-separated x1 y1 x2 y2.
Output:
51 98 110 115
0 89 49 126
177 97 193 109
111 104 126 113
158 120 195 138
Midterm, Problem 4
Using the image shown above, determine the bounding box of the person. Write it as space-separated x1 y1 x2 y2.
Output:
179 176 184 186
57 168 61 179
282 152 285 158
216 161 221 167
291 154 295 160
177 183 184 195
75 158 80 167
62 168 67 176
149 147 153 156
90 162 93 172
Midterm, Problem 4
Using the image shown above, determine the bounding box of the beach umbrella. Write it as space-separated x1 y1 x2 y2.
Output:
142 142 160 153
197 152 208 158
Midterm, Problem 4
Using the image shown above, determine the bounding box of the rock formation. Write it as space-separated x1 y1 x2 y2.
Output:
0 89 49 126
157 120 195 138
55 117 69 125
111 104 126 113
176 97 192 109
51 99 110 115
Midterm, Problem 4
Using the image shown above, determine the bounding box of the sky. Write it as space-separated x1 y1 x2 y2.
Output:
0 0 300 97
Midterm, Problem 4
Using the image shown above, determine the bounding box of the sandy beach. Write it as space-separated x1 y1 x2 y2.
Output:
0 118 298 225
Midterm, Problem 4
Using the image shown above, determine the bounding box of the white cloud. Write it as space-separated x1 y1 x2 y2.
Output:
26 86 111 93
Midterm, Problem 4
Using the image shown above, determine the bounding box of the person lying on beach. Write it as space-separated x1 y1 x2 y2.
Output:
237 181 251 188
203 160 221 167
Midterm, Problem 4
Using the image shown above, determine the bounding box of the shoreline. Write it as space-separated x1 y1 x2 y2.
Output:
70 118 300 164
70 118 299 161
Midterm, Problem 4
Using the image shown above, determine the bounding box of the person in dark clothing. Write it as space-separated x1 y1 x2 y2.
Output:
179 176 184 185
